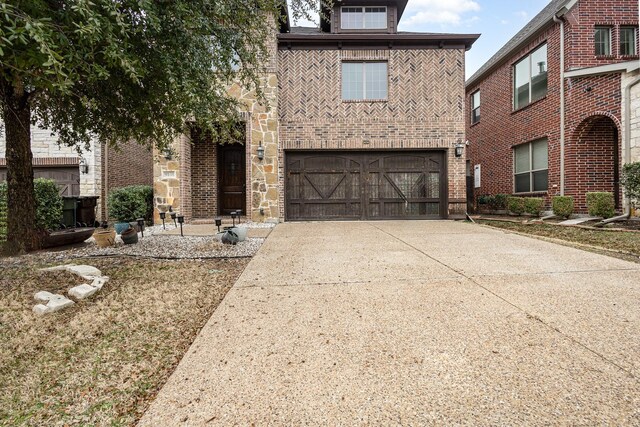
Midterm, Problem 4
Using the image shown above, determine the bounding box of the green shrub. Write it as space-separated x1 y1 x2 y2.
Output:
477 195 490 205
621 162 640 205
0 179 63 240
586 192 615 218
108 185 153 223
493 194 509 210
34 178 64 231
507 196 526 215
0 183 6 243
552 196 574 218
524 197 544 217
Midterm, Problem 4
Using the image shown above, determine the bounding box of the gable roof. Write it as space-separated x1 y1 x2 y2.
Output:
466 0 577 88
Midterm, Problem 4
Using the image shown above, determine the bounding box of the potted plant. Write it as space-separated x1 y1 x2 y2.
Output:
108 186 152 234
121 226 138 244
93 228 116 247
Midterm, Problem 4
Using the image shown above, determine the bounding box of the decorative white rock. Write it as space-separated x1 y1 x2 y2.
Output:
90 276 109 289
40 264 103 280
33 291 75 315
38 264 110 306
68 284 99 300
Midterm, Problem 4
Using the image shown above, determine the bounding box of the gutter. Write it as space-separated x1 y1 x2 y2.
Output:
553 15 566 196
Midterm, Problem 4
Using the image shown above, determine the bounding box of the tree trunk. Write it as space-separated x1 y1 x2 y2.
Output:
2 84 37 254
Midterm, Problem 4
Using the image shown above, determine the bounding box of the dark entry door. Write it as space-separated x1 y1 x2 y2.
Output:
218 144 246 215
286 151 446 220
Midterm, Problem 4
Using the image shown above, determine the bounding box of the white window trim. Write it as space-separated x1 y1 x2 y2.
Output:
513 139 548 194
342 61 388 101
340 6 387 30
513 43 547 110
595 26 612 56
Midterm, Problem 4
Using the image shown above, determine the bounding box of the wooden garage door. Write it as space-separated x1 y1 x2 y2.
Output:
286 151 446 220
0 167 80 196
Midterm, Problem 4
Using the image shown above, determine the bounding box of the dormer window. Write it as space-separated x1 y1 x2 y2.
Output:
341 7 387 30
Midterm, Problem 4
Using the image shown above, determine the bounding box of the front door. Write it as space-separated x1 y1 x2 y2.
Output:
218 144 246 215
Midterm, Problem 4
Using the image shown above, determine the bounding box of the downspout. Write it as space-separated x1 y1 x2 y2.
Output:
624 75 640 215
553 15 565 196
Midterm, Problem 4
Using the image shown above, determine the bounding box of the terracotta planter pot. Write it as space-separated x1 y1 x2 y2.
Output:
93 229 116 248
121 227 139 245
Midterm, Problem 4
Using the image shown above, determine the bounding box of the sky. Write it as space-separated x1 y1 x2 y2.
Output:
289 0 553 79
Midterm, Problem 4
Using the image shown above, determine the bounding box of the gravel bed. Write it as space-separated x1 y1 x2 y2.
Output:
1 234 264 265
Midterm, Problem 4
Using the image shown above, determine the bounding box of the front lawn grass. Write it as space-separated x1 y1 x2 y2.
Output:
0 257 248 426
477 220 640 259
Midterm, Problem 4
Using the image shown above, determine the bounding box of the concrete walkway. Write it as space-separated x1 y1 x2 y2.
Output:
139 221 640 425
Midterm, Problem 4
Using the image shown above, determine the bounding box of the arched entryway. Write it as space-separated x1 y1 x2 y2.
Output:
566 115 620 212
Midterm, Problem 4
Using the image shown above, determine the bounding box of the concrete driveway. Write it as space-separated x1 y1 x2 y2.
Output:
139 221 640 425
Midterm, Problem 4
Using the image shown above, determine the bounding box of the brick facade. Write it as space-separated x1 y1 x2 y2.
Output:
278 48 468 216
101 141 154 220
466 0 638 213
155 4 477 222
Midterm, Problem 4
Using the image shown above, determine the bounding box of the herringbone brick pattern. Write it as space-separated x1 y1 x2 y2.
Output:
277 48 468 218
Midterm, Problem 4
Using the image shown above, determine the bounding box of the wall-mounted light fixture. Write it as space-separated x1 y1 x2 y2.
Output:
257 143 265 161
162 146 173 160
79 158 89 174
455 142 465 158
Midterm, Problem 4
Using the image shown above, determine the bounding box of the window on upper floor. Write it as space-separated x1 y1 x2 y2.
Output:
471 91 480 124
620 26 638 56
341 7 387 30
342 62 388 101
513 43 547 110
514 138 548 193
595 26 612 56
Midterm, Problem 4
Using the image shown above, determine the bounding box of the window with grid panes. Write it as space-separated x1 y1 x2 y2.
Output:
620 26 638 56
513 44 547 110
514 139 548 193
595 27 612 56
471 91 480 124
341 7 387 29
342 62 388 101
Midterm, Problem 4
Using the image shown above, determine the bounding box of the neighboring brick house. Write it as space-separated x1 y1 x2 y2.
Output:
155 0 479 222
0 127 153 221
466 0 639 213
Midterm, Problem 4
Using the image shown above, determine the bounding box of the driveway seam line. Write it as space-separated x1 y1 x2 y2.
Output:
367 222 637 380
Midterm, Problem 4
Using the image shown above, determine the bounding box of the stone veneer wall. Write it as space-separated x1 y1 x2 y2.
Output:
277 48 468 218
622 70 640 164
153 74 279 223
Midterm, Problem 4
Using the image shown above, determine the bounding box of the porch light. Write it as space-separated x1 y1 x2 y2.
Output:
159 211 166 230
79 158 89 174
215 217 222 232
177 215 184 237
455 142 464 158
137 218 145 237
257 143 265 161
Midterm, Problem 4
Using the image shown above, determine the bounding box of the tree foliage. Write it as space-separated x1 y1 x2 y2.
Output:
621 162 640 205
0 0 328 253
